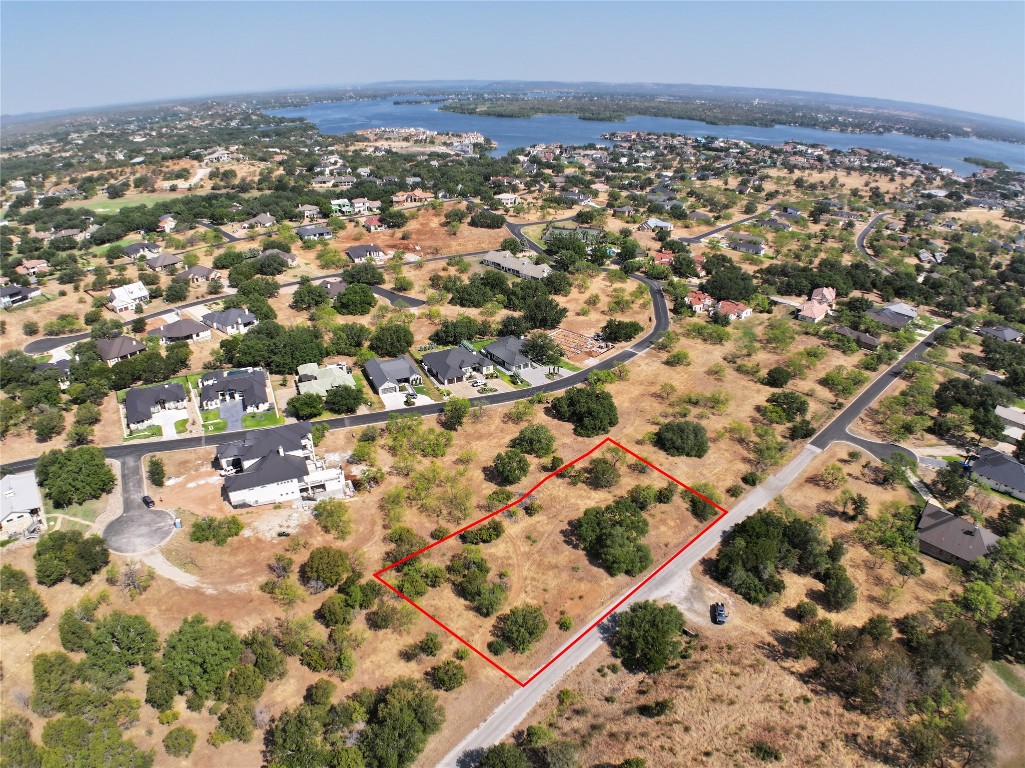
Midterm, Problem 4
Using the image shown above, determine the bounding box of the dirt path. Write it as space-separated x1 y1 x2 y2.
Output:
140 550 204 590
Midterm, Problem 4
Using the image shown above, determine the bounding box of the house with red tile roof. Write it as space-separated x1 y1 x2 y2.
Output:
716 300 752 320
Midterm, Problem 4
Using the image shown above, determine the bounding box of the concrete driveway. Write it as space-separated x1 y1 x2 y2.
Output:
380 390 434 410
150 408 186 438
101 459 175 555
219 400 244 430
519 365 566 387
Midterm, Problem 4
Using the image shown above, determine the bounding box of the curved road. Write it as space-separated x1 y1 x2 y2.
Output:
854 212 891 273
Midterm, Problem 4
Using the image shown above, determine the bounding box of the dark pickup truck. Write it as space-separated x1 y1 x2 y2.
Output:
711 602 729 625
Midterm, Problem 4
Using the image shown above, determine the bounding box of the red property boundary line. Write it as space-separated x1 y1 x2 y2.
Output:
373 437 732 687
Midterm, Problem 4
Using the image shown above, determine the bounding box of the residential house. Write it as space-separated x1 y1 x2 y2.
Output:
201 308 258 335
611 205 634 217
347 244 385 264
317 278 347 300
978 325 1023 343
124 242 162 259
0 472 43 534
15 259 50 277
180 264 221 284
107 282 150 313
716 300 752 320
996 405 1025 442
917 500 1000 568
971 448 1025 501
297 204 322 221
684 291 715 314
639 218 674 232
691 253 707 277
199 368 271 413
481 250 552 280
156 214 176 233
336 176 357 189
296 225 333 241
149 318 212 345
810 287 837 307
797 300 830 323
216 422 351 508
831 325 881 350
35 359 71 390
145 252 184 273
362 356 423 395
687 211 713 223
562 190 592 205
483 336 532 372
883 301 918 319
295 362 356 398
351 199 381 215
421 347 493 385
726 237 765 256
331 199 353 215
762 218 792 231
240 213 276 230
0 285 41 307
95 335 146 366
495 192 519 207
363 216 386 232
866 307 913 330
262 248 298 267
124 382 187 430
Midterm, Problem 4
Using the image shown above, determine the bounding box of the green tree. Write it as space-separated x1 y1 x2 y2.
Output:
600 319 645 343
441 397 471 430
822 565 858 611
162 614 243 702
288 392 325 420
586 457 621 489
935 461 970 501
510 424 556 457
163 726 196 757
358 677 445 768
290 276 329 310
496 605 548 653
492 449 530 486
334 283 377 315
480 743 531 768
654 420 709 457
314 499 352 539
612 600 687 673
146 457 165 487
35 446 117 508
0 565 48 632
303 547 352 589
427 660 467 691
551 386 619 437
369 323 414 357
33 530 110 587
522 331 564 367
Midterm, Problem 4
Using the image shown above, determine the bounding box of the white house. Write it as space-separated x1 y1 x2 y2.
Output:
495 192 519 207
480 250 552 280
1 472 43 534
124 382 188 430
108 282 150 314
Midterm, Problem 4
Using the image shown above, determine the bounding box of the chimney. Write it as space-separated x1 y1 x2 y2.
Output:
277 446 284 456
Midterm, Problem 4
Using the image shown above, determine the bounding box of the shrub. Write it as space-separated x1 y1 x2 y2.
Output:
146 457 165 487
427 660 467 691
492 449 529 486
163 726 197 758
612 600 687 673
495 605 548 653
190 516 243 546
654 420 709 458
586 457 621 488
487 638 508 656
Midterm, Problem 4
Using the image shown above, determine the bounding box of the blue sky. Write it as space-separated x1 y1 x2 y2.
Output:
2 1 1023 122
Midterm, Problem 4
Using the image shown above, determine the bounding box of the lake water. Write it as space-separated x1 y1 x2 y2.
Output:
268 99 1025 177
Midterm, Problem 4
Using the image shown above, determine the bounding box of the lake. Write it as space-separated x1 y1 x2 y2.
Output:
268 99 1025 177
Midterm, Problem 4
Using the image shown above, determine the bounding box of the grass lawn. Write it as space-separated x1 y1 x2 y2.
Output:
59 519 92 533
242 412 285 429
72 192 185 214
43 496 102 523
521 224 547 248
174 418 189 434
33 354 52 363
990 660 1025 698
354 369 385 411
203 419 227 434
494 369 529 389
125 425 163 441
4 294 55 313
557 357 583 372
467 338 494 351
185 372 206 391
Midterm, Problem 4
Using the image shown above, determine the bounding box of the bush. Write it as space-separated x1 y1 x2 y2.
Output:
0 565 48 632
302 547 352 589
495 605 548 653
509 424 556 457
461 518 504 545
654 420 709 457
190 516 243 546
427 660 467 691
551 386 619 437
314 499 352 539
147 457 166 487
479 743 531 768
763 366 793 387
492 449 530 486
33 530 109 586
163 726 197 758
487 638 508 656
794 600 819 623
469 210 506 229
688 482 723 522
750 741 783 762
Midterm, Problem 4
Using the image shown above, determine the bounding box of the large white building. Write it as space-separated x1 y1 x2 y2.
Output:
1 472 43 533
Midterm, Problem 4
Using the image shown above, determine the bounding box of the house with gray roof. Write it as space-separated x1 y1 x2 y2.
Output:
145 252 183 272
202 308 258 335
241 212 276 229
362 356 422 395
1 472 43 533
216 422 312 472
149 318 212 345
483 336 532 372
297 225 333 241
421 347 492 385
917 501 1000 568
866 307 913 330
199 368 270 412
978 325 1023 343
124 382 187 430
296 363 356 397
347 244 385 263
124 242 162 259
95 335 146 365
971 448 1025 501
480 250 552 281
180 264 221 283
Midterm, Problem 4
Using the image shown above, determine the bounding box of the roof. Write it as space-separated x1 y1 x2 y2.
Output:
484 336 530 368
124 382 187 424
717 300 750 315
811 287 837 304
347 244 384 260
108 282 150 305
866 308 912 329
224 452 309 493
202 308 257 328
246 213 276 226
295 363 356 397
917 501 1000 563
0 472 43 518
979 325 1023 342
216 421 311 466
149 318 209 340
798 300 829 320
297 225 332 238
363 356 420 391
181 264 217 279
996 405 1025 428
831 325 880 347
146 253 182 269
200 368 269 406
972 448 1025 493
481 250 552 280
883 301 917 318
124 242 160 256
95 335 146 361
422 347 482 381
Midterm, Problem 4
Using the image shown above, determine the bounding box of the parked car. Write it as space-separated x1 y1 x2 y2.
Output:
712 602 728 624
142 495 156 508
276 531 291 538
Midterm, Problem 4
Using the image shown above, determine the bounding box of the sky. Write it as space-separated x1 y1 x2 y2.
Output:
2 1 1023 122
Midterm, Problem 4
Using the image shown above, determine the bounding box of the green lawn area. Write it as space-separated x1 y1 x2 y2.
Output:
59 519 92 533
4 294 54 312
125 425 163 441
494 369 529 389
521 224 547 248
558 358 583 372
203 419 227 434
43 496 102 523
990 660 1025 698
353 369 385 411
175 418 189 434
467 338 494 351
242 412 285 429
33 354 52 363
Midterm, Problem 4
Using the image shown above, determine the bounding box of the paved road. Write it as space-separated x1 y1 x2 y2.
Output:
854 213 891 273
675 207 771 244
440 443 825 766
196 221 242 244
102 458 175 554
505 217 574 255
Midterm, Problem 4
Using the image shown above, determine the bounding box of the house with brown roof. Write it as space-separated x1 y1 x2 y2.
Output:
684 291 714 314
716 300 752 320
797 300 829 323
95 335 146 365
